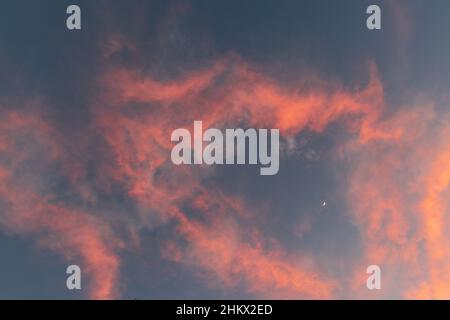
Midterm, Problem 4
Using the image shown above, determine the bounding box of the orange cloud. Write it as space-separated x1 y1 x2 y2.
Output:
97 52 450 299
345 101 450 298
2 44 449 300
0 110 120 299
94 57 387 298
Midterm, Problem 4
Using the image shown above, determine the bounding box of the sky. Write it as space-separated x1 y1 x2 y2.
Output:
0 0 450 299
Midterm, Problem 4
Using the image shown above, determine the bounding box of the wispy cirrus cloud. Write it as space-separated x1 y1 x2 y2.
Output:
1 0 449 300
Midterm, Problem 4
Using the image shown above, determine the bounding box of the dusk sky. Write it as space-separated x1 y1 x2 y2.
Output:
1 0 450 299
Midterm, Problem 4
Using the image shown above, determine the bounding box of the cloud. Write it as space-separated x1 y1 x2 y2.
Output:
96 48 450 298
346 101 450 298
1 1 449 300
92 53 386 298
0 110 120 299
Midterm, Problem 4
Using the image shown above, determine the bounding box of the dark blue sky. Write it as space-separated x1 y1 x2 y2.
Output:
1 0 450 299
